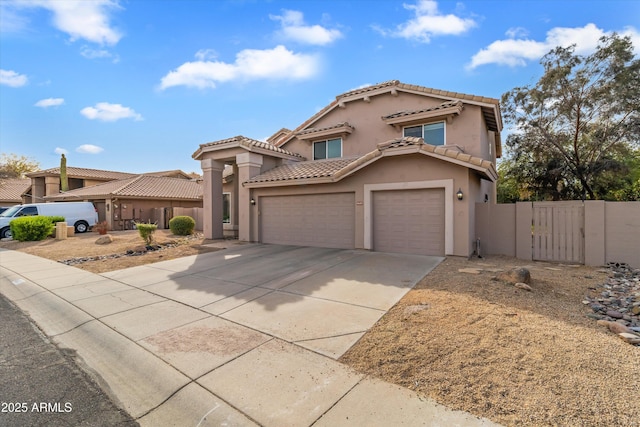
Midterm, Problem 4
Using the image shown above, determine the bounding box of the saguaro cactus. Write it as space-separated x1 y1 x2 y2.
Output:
60 153 68 192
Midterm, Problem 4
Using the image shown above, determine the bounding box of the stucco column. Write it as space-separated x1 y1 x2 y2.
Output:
236 152 263 242
232 163 239 234
201 158 225 239
45 176 60 198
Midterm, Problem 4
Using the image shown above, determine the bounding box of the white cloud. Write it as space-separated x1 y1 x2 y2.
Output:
80 46 119 62
76 144 104 154
160 45 319 90
505 27 528 39
468 23 640 69
35 97 64 108
378 0 476 43
270 10 342 45
54 147 68 155
194 49 218 61
80 102 143 121
8 0 122 45
0 69 28 87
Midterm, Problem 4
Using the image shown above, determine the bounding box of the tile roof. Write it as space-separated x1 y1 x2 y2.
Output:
27 166 136 180
246 137 497 186
337 80 500 106
44 175 202 201
193 135 304 160
0 178 30 203
296 122 354 136
381 100 463 121
245 157 360 184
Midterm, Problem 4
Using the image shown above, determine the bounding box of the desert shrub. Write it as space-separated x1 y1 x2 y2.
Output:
135 222 157 246
169 215 195 235
10 216 56 241
49 215 66 224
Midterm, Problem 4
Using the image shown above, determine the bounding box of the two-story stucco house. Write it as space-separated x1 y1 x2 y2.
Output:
193 80 502 257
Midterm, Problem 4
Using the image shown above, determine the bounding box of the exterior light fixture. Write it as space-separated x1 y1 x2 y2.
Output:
456 188 464 200
250 198 256 205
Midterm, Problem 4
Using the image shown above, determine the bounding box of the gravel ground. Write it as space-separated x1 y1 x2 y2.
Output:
340 256 640 427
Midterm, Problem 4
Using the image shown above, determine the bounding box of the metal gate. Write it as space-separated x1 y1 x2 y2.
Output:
532 201 585 263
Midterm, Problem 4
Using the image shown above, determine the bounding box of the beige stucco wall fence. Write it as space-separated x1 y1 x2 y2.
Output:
476 201 640 267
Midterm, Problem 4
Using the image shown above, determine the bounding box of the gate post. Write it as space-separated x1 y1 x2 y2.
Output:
515 202 532 261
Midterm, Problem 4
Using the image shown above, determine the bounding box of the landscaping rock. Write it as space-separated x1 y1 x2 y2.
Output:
458 268 482 274
584 262 640 345
95 235 113 245
514 282 532 291
498 267 531 284
618 333 640 345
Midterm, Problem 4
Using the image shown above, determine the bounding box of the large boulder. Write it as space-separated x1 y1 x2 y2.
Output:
497 267 531 284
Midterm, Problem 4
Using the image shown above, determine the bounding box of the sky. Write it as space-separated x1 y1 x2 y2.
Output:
1 0 638 174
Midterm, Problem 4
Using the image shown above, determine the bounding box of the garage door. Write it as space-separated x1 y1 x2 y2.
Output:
372 189 445 256
260 193 355 249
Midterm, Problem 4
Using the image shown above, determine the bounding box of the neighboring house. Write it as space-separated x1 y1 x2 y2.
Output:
0 178 31 206
26 166 138 202
193 80 502 257
44 174 202 231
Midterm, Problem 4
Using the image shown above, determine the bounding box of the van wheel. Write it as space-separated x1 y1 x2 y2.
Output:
74 221 89 233
0 227 11 239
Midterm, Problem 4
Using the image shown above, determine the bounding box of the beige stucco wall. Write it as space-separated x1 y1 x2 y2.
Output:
476 201 640 266
280 92 490 161
249 154 474 256
605 201 640 266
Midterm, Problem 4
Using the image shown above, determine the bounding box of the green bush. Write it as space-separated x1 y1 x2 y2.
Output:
135 222 157 246
10 216 56 241
169 215 195 235
49 215 66 224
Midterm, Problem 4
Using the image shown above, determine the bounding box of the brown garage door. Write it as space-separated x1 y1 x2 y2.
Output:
372 188 445 256
260 193 355 249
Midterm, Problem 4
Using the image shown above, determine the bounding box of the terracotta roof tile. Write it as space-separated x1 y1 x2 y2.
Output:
381 100 463 120
194 135 303 159
296 122 354 136
44 175 202 201
246 157 360 184
247 136 497 185
27 166 136 180
0 178 30 203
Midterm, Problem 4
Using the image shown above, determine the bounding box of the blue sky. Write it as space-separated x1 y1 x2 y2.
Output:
1 0 638 174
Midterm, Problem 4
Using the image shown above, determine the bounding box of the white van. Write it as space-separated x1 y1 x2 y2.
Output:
0 202 98 239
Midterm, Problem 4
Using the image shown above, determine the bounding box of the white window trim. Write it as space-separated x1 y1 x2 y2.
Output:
402 121 446 145
313 138 343 160
363 179 454 255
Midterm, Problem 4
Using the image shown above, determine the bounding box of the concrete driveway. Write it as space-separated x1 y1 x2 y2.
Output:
102 244 442 358
1 244 500 426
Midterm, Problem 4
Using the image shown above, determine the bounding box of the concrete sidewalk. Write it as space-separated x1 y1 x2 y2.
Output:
0 245 500 426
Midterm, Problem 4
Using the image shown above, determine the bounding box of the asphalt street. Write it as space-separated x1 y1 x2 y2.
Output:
0 292 138 427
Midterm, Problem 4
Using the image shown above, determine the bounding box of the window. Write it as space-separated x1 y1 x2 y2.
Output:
17 206 38 217
222 193 230 223
403 121 445 146
313 138 342 160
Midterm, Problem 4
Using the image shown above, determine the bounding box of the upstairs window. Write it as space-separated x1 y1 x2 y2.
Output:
313 138 342 160
403 121 445 146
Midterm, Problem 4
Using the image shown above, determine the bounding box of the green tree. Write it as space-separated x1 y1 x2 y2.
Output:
0 153 40 179
501 34 640 201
